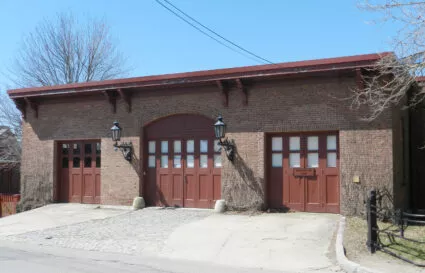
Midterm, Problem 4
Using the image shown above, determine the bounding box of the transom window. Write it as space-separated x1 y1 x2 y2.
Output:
270 134 338 169
60 141 101 169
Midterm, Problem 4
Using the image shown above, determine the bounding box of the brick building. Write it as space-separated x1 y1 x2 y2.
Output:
7 52 412 215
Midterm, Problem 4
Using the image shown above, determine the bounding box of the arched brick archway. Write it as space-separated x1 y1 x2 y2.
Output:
143 114 221 208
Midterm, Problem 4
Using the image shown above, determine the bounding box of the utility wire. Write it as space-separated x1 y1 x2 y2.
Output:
155 0 261 63
155 0 273 64
162 0 273 64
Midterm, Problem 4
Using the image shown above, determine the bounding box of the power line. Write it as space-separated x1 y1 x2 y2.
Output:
162 0 273 64
155 0 273 64
154 0 262 63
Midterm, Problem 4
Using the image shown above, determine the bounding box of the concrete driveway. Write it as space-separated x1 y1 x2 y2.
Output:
0 203 130 236
0 206 341 272
161 212 340 272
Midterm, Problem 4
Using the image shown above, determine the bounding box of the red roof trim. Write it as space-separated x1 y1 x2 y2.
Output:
7 52 392 98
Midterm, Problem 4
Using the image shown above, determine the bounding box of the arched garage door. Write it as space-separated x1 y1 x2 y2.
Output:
143 114 221 208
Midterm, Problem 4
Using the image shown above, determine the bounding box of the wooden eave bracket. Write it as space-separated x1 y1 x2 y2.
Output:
216 80 229 107
103 90 118 113
24 97 38 118
356 68 364 90
235 78 248 105
117 88 132 113
13 98 27 120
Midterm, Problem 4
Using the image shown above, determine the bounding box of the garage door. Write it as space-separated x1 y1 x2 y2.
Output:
144 115 221 208
267 132 339 213
58 141 101 204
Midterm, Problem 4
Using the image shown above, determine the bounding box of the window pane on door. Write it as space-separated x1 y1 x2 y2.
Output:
73 144 80 155
214 155 222 168
327 152 337 167
327 135 337 150
148 141 155 154
272 153 282 167
62 144 70 155
84 143 92 154
148 155 155 168
96 156 101 168
174 140 181 153
161 155 168 168
214 140 222 153
161 141 168 153
187 140 194 153
200 154 208 168
289 137 300 151
173 155 182 168
73 157 80 168
200 140 208 153
84 157 92 168
307 136 319 151
307 153 319 168
289 153 300 168
272 137 282 151
187 155 194 168
62 158 69 168
96 143 101 155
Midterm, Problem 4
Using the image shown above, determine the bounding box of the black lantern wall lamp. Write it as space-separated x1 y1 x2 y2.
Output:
111 121 133 162
214 115 235 162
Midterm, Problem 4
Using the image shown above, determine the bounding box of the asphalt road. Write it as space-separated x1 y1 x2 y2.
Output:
0 241 286 273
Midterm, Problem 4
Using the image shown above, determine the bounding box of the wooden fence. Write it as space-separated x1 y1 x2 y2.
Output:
0 194 20 217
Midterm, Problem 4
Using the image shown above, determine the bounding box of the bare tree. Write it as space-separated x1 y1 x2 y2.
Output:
352 1 425 120
0 92 21 141
1 13 129 169
0 91 21 171
8 12 128 87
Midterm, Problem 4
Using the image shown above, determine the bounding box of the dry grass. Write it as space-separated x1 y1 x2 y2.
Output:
343 217 368 260
377 222 425 264
344 216 425 266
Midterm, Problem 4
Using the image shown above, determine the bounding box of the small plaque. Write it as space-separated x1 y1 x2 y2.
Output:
353 175 360 183
294 168 315 177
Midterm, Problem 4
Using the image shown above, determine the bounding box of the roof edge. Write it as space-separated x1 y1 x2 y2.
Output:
8 52 392 97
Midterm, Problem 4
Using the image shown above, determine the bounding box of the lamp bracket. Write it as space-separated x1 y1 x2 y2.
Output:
218 137 235 162
114 141 133 162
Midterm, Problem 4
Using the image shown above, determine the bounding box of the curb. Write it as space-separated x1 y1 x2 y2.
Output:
97 205 134 211
336 216 383 273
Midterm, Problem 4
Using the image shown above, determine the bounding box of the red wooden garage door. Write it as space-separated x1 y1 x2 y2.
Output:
58 141 101 204
144 115 221 208
267 132 339 213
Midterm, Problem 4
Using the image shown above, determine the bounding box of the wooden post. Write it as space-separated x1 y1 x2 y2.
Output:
367 189 378 253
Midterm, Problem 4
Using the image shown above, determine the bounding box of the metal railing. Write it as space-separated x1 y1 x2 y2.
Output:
366 189 425 267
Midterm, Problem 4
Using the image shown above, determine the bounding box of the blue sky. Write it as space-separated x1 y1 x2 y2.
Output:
0 0 396 89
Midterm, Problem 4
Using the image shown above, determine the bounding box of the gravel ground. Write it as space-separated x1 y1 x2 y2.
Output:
2 207 213 256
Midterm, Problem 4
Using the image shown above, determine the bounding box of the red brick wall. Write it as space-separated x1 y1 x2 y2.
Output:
339 130 393 215
19 74 398 214
20 122 55 210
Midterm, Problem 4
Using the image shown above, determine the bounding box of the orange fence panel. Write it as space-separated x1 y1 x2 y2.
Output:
0 194 20 217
